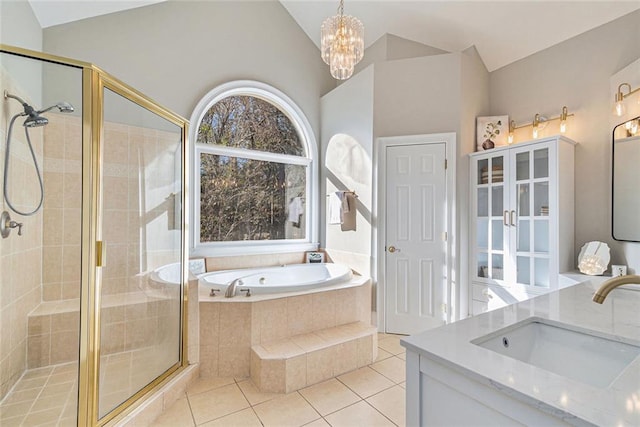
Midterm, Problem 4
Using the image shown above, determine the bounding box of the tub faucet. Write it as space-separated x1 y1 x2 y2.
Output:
592 274 640 303
225 278 244 298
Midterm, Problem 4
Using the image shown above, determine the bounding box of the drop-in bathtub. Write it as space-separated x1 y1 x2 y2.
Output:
198 263 353 296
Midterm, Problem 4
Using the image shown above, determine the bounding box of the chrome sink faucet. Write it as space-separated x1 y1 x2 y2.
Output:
592 274 640 303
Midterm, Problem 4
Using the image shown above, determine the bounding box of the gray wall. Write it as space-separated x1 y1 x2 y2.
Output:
490 9 640 272
42 0 335 140
1 0 43 104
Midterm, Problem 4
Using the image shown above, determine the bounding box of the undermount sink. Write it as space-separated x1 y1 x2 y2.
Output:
472 317 640 388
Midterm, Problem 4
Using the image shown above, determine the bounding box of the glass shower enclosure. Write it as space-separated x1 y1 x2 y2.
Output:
0 45 188 426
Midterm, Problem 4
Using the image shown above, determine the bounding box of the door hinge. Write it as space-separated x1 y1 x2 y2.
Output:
442 232 447 242
444 159 448 169
441 303 447 314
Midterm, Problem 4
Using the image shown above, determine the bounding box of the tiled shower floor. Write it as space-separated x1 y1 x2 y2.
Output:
153 333 407 427
0 362 78 426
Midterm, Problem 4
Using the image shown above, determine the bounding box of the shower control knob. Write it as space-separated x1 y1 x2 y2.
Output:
1 211 23 238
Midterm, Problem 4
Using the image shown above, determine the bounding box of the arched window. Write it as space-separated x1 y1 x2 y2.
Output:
190 81 318 255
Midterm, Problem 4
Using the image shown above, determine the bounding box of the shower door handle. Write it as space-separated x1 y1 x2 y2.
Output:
96 241 106 267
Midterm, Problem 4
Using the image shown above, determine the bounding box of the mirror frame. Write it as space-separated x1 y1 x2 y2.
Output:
612 116 640 242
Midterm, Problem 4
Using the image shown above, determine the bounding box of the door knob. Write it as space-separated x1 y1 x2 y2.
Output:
388 246 399 253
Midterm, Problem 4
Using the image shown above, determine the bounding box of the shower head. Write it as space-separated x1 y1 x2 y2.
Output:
4 90 75 122
23 113 49 128
38 101 75 114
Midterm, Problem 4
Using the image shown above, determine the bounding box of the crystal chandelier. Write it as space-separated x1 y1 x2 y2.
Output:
320 0 364 80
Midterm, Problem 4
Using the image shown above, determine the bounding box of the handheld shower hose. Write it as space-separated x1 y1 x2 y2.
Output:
3 91 74 216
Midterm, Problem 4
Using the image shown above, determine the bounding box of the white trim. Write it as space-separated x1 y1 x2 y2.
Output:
374 133 457 332
189 80 319 256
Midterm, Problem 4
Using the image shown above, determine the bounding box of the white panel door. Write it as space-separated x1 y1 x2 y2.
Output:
385 143 446 335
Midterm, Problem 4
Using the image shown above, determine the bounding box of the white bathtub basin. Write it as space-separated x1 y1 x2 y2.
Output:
472 317 640 388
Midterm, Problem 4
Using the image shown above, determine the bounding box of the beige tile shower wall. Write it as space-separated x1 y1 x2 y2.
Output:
42 113 82 302
102 122 181 297
0 67 44 400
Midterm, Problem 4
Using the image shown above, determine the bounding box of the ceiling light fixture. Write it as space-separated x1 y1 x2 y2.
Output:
321 0 364 80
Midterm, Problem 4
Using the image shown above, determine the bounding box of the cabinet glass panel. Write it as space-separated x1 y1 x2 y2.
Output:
477 188 488 217
477 219 488 249
477 252 489 278
491 254 504 280
478 159 489 185
516 151 530 181
491 186 503 216
491 156 504 183
491 219 503 251
534 220 549 253
534 258 550 288
517 256 531 285
534 182 549 217
517 183 530 216
517 219 530 252
533 148 549 178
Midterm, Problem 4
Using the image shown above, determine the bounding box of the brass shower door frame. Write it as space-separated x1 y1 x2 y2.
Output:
0 44 190 427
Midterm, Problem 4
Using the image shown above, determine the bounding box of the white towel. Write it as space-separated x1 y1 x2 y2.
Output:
288 197 304 222
328 192 344 224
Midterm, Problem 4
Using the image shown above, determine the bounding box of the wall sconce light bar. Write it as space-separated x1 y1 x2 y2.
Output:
613 83 640 117
510 106 575 139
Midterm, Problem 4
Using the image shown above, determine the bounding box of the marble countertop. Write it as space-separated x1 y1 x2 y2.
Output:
401 277 640 426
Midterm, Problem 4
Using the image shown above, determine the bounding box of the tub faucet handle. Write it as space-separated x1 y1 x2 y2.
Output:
209 288 221 297
240 288 252 297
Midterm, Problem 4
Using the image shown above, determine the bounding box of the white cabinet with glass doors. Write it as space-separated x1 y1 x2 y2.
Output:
469 136 575 315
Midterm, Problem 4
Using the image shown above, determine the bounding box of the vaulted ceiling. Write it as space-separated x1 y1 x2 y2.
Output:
28 0 640 71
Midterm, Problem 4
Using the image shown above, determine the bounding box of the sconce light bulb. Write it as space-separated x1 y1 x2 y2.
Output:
614 100 626 117
532 127 539 139
508 133 514 144
560 120 567 134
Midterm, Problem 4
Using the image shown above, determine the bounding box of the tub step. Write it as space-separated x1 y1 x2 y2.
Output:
250 321 377 393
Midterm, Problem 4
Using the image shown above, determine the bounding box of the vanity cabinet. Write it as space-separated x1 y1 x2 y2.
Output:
469 136 575 315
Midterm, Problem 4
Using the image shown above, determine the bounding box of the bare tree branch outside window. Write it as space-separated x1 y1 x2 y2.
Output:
198 96 306 242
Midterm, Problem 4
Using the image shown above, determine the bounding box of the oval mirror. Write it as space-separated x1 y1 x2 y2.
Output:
612 116 640 241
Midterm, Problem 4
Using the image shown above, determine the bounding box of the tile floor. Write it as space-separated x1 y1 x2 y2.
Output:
153 333 407 427
0 362 78 426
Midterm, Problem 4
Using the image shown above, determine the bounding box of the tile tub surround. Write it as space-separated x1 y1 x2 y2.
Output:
402 278 640 426
198 276 373 387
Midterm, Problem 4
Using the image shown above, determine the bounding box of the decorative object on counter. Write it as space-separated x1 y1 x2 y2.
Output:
476 115 508 151
320 0 364 80
611 265 627 277
577 241 610 275
305 251 325 263
612 82 639 117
